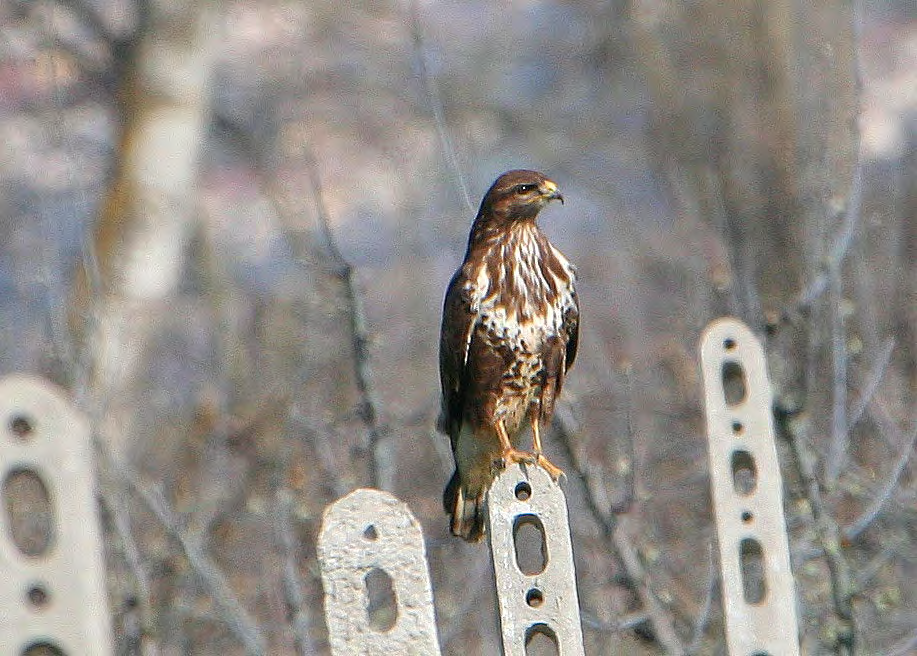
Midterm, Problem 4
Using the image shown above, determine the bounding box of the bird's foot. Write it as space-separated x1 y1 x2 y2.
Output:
534 452 565 483
493 448 536 473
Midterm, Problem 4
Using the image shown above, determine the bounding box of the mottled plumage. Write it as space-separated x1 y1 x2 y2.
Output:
438 170 579 541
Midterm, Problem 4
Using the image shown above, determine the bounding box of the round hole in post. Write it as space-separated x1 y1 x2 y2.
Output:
26 583 50 609
513 514 547 576
721 361 747 405
514 481 532 501
364 567 397 632
362 524 378 541
732 420 744 435
3 468 56 557
525 587 544 608
525 623 559 656
9 415 35 440
21 642 66 656
723 337 737 351
741 511 753 524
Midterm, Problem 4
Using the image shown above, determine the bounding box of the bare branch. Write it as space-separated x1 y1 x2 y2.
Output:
554 404 616 530
288 408 350 500
686 542 717 655
274 488 317 656
843 421 917 541
211 112 390 491
825 267 849 486
847 337 896 430
101 490 158 656
301 157 389 490
437 553 492 648
581 610 650 634
613 515 687 655
885 628 917 656
796 0 866 312
851 543 899 594
405 0 474 213
778 411 855 654
616 361 637 512
554 406 685 654
96 443 266 655
49 0 121 44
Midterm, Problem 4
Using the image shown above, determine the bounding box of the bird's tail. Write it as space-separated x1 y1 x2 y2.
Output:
443 470 486 542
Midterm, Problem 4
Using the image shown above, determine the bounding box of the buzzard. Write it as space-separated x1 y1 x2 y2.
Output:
438 170 579 541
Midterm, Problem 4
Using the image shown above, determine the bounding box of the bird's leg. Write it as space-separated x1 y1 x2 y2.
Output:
494 419 534 471
531 413 564 482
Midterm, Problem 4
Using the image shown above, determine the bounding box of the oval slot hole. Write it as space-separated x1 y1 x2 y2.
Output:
22 642 66 656
740 537 767 604
513 514 547 576
364 567 397 632
731 450 758 496
525 623 559 656
721 361 747 406
4 468 56 557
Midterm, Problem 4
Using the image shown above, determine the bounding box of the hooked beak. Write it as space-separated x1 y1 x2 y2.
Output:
539 180 564 205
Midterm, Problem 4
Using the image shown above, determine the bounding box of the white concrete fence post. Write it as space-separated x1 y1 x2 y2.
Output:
0 375 112 655
317 488 441 655
700 318 801 656
487 463 585 656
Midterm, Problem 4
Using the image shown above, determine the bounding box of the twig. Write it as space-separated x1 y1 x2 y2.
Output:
847 337 895 430
97 443 266 655
288 406 351 499
581 610 651 634
823 0 868 478
778 410 855 655
796 0 866 312
616 361 637 511
274 488 316 656
825 266 849 486
211 110 389 492
613 515 687 655
302 157 388 490
50 0 120 44
101 490 158 656
554 405 685 654
554 405 618 531
885 628 917 656
405 0 474 213
436 551 492 648
843 421 917 541
687 542 717 654
851 543 899 593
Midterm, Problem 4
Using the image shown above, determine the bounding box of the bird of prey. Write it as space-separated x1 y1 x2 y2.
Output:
438 170 579 541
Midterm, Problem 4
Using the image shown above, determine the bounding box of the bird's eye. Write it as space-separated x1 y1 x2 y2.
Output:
515 184 537 194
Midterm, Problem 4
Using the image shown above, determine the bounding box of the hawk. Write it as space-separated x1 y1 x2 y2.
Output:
438 170 579 541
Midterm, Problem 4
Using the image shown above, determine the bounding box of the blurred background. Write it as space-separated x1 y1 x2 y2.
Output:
1 0 915 653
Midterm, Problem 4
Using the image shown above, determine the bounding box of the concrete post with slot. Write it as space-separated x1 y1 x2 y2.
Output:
700 318 800 655
317 487 441 655
0 375 112 655
487 462 585 656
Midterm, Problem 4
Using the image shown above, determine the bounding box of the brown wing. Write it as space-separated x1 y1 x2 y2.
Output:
564 289 580 372
437 268 478 444
540 289 580 422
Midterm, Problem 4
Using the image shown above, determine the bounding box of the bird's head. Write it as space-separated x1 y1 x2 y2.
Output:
479 170 564 223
